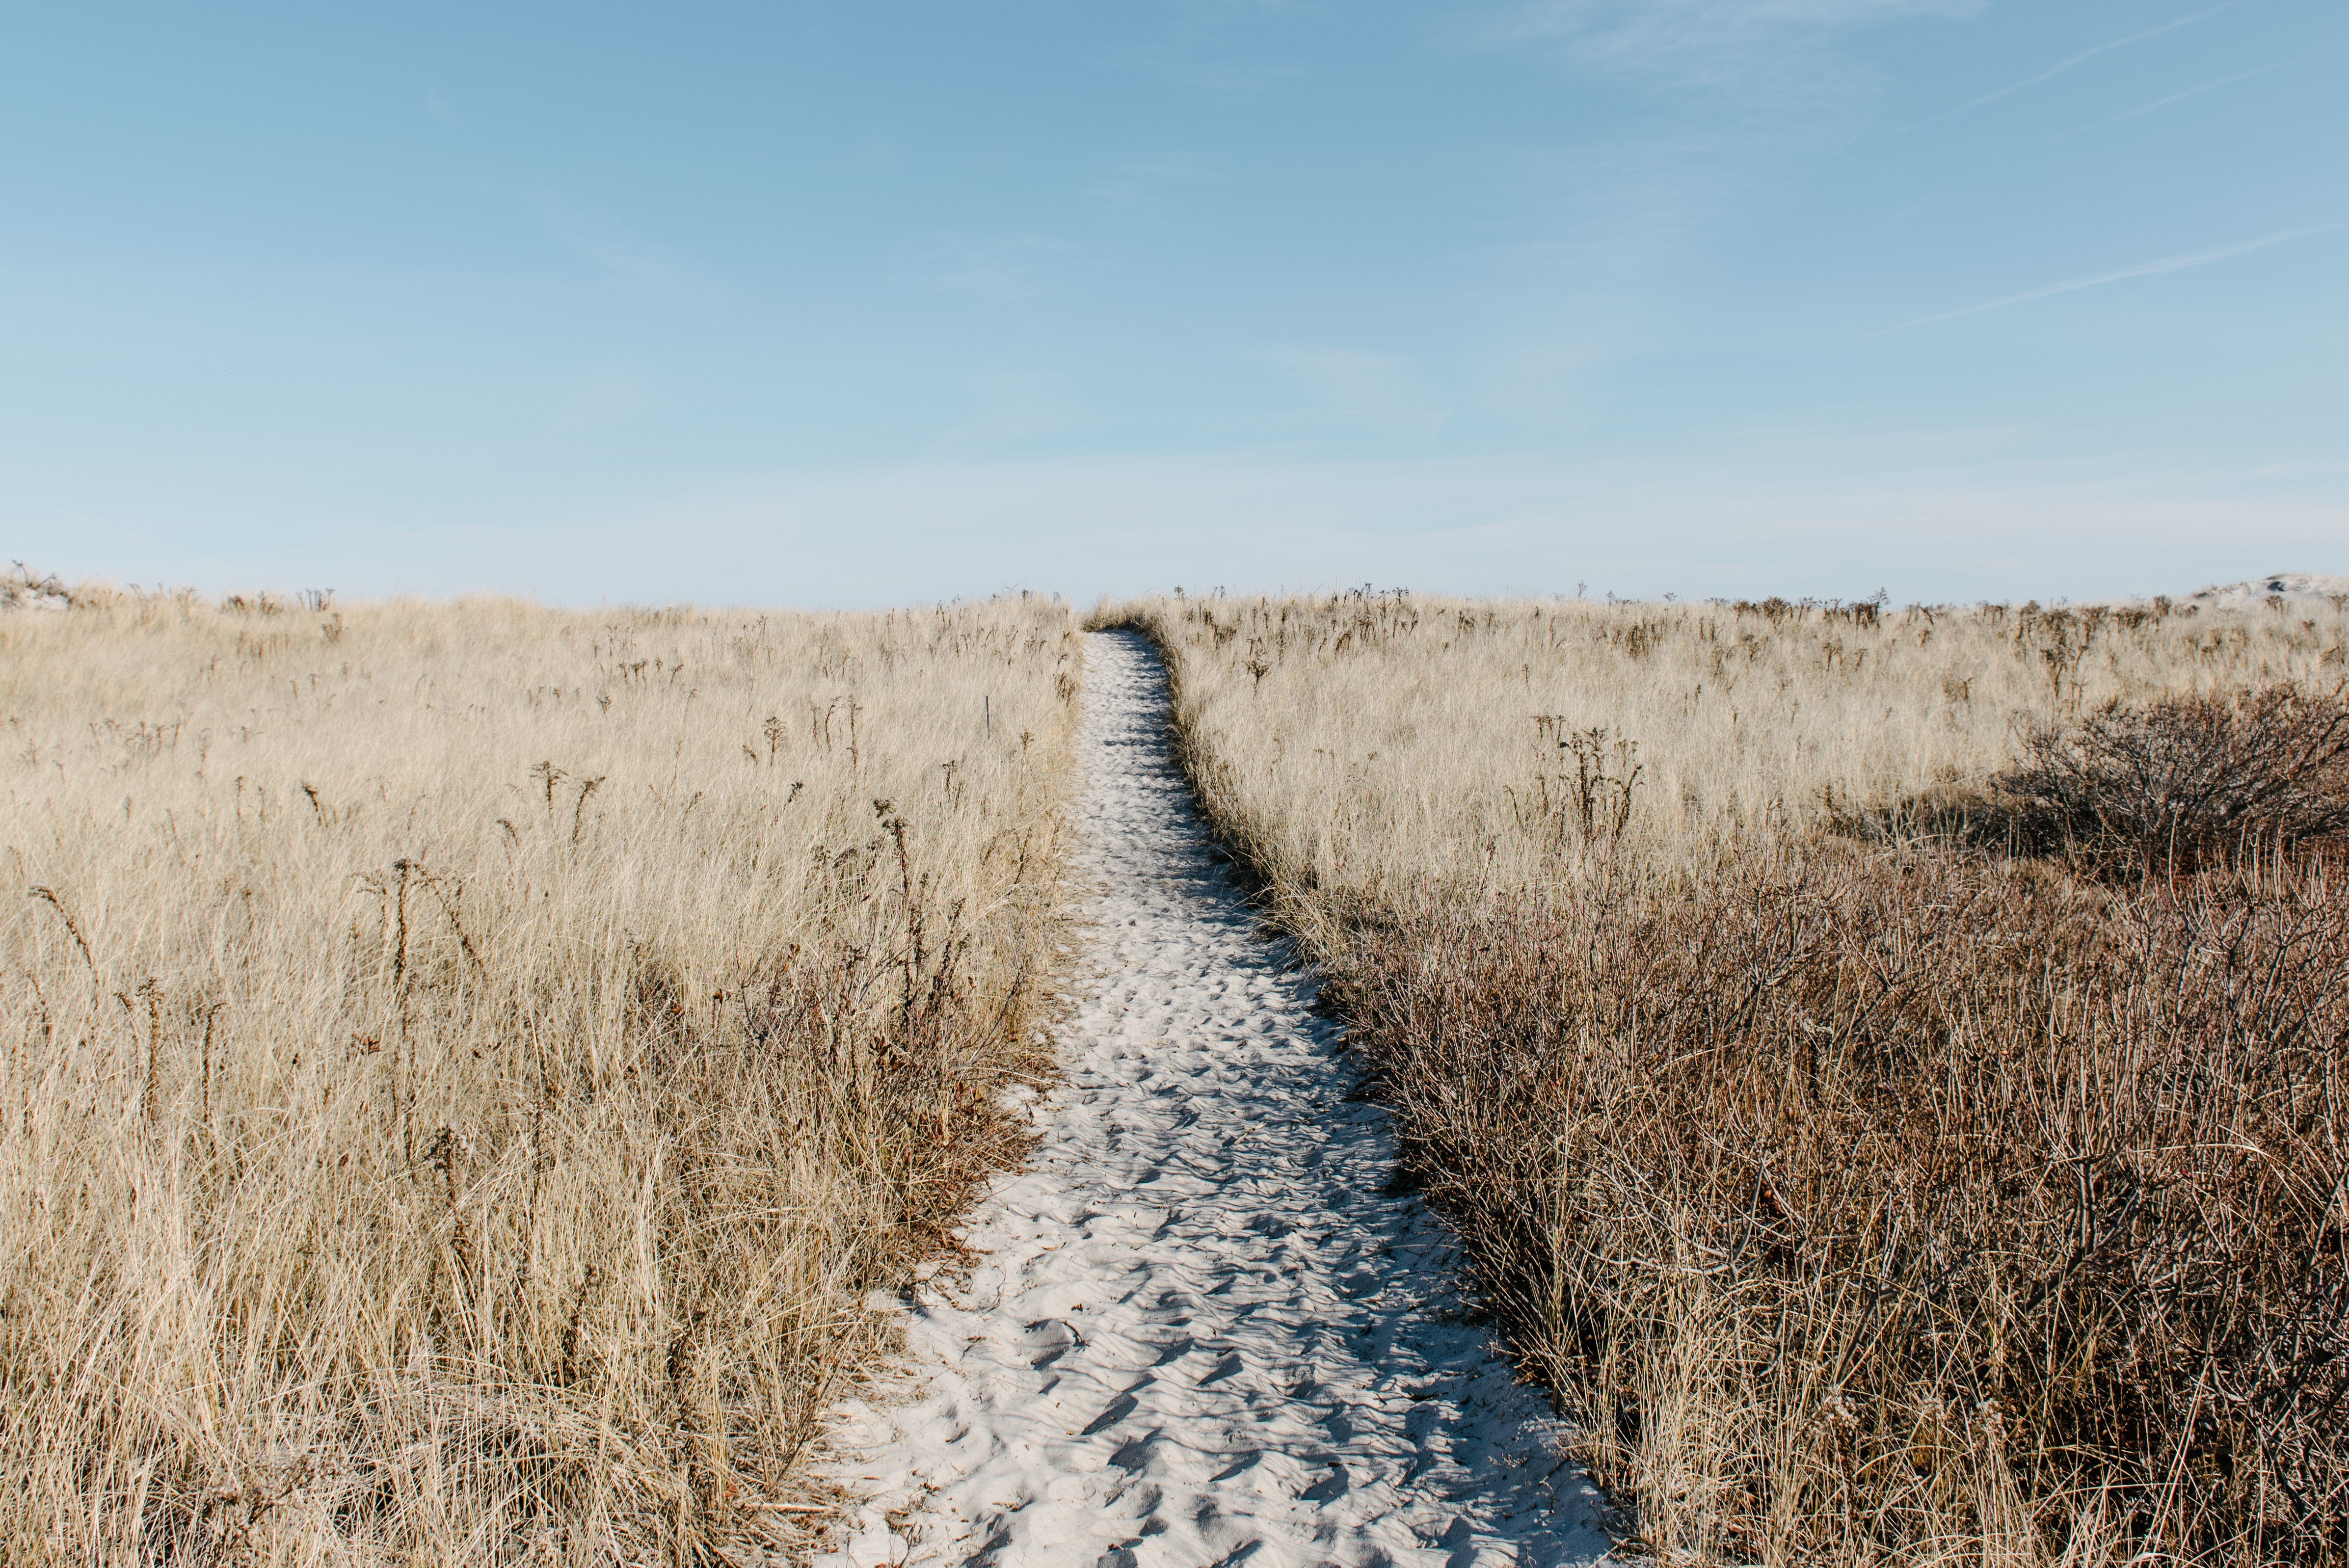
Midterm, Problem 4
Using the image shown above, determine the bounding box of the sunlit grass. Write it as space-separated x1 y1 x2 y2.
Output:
0 588 1080 1564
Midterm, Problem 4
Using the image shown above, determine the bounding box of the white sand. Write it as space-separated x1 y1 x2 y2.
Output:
812 632 1613 1568
2183 572 2349 611
0 583 70 612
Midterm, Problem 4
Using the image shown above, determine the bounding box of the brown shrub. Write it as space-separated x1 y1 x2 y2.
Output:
1331 845 2349 1565
1995 684 2349 877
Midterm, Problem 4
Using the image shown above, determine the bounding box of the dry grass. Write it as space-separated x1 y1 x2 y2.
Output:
1111 590 2349 1566
1114 590 2349 906
0 588 1080 1565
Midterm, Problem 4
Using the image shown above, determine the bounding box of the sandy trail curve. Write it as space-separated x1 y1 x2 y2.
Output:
816 632 1613 1568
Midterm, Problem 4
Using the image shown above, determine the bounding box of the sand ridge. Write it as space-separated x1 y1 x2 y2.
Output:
814 631 1612 1567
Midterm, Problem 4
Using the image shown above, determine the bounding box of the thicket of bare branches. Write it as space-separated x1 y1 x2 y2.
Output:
1116 590 2349 1565
1 590 1079 1564
1336 850 2349 1564
1992 684 2349 876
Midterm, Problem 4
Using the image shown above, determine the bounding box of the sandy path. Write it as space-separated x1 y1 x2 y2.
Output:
815 632 1612 1568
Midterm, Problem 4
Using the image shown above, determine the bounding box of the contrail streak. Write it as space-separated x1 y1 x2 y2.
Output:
2052 59 2291 137
1883 225 2340 333
1892 1 2248 133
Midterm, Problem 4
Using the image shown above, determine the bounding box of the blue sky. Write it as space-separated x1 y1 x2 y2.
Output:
5 1 2343 606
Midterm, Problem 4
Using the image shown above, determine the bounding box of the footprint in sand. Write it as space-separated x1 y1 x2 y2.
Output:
816 631 1615 1568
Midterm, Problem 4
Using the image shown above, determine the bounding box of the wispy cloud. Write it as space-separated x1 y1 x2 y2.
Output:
513 446 2344 609
1123 2 1309 93
1893 1 2246 132
549 370 653 432
933 233 1066 309
1493 0 1976 83
926 369 1088 455
534 195 714 304
1088 154 1213 213
423 87 464 126
1152 56 1306 92
1263 347 1450 437
1480 0 1986 157
1496 0 1972 55
2049 59 2292 138
1885 224 2341 332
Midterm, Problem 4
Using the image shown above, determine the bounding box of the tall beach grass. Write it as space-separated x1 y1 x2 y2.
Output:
0 588 1080 1564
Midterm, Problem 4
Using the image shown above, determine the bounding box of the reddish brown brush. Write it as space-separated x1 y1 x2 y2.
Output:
1332 847 2349 1564
1996 683 2349 877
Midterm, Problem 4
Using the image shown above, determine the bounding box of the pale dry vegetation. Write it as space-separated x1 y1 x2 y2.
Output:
1113 590 2349 1567
0 589 1080 1564
1122 590 2349 901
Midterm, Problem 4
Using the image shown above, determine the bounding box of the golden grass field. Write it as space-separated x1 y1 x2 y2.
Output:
0 588 1079 1564
9 575 2347 1568
1118 590 2349 1567
1119 590 2349 901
